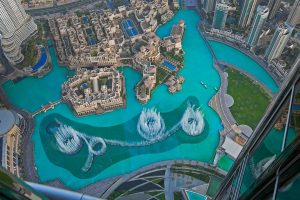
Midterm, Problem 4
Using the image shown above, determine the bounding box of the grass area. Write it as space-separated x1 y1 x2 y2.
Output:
217 154 234 172
20 39 36 68
174 191 182 200
160 47 184 63
156 67 170 86
172 169 210 183
17 19 49 68
108 190 127 200
227 68 271 129
0 171 14 187
207 176 223 198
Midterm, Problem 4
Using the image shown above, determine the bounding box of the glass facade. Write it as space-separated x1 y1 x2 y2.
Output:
214 59 300 200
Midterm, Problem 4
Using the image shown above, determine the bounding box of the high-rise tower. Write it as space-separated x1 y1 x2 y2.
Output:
238 0 259 29
264 22 293 61
203 0 217 13
268 0 282 19
212 2 230 30
247 5 269 47
287 0 300 26
0 0 37 65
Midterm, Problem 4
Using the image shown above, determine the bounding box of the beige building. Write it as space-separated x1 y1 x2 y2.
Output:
62 67 125 116
0 109 22 177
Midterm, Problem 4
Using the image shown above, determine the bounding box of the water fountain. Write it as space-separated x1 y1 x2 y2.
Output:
52 124 82 154
51 122 107 172
180 105 205 136
49 104 205 172
137 108 166 141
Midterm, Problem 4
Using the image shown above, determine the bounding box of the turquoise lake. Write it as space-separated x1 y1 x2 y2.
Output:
2 10 278 189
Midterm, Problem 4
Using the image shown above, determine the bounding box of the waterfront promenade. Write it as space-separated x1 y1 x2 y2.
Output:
198 24 236 136
206 36 282 86
0 79 39 183
101 160 227 199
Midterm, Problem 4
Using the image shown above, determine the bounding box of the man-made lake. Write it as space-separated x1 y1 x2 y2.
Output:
2 10 278 189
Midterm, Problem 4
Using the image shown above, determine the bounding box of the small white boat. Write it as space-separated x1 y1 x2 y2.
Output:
200 81 208 89
214 87 218 91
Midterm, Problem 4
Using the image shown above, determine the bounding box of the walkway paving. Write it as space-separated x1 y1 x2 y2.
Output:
101 160 226 199
0 79 39 183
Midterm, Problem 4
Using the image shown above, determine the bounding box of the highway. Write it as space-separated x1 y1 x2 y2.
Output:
26 0 103 17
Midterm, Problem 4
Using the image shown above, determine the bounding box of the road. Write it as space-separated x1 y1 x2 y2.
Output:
26 0 103 17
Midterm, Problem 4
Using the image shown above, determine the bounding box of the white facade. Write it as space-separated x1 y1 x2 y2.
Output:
247 6 269 47
0 0 37 65
265 23 293 61
203 0 217 13
238 0 258 29
287 0 300 26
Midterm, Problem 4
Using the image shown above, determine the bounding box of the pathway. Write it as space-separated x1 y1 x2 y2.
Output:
101 160 226 199
0 79 39 183
31 99 62 117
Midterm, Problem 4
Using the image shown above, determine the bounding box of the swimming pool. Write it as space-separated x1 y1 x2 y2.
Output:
31 47 47 72
162 59 177 71
186 190 207 200
122 19 138 37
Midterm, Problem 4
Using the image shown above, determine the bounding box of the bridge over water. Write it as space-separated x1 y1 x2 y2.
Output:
32 99 63 117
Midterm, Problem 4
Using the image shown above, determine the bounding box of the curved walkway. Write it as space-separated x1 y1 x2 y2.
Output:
0 79 39 183
206 36 282 86
101 160 227 199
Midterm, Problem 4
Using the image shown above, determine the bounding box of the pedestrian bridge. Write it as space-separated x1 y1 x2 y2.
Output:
32 99 62 117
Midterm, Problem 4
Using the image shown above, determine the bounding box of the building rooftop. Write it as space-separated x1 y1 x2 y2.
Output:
0 137 3 164
0 109 17 137
221 136 243 159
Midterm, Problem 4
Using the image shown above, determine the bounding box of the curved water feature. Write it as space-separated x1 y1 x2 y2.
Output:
137 108 166 141
2 9 279 189
181 105 205 136
47 103 206 173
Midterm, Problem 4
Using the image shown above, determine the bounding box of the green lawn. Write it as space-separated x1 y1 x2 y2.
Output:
156 67 170 86
227 68 271 129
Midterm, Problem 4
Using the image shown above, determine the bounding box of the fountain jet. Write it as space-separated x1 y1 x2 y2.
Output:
137 108 166 141
180 105 205 136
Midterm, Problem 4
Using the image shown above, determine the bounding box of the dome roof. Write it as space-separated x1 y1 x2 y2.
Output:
0 109 17 137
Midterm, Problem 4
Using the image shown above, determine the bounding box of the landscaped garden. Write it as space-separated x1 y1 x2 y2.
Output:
226 68 271 129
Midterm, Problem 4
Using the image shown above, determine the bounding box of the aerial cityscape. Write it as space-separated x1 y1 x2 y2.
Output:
0 0 299 199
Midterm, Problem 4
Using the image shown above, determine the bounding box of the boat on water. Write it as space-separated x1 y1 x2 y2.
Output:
214 87 218 91
200 82 208 89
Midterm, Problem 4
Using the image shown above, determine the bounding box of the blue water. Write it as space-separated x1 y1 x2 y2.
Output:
122 19 138 37
32 47 47 71
186 191 207 200
82 16 90 24
209 41 278 93
2 10 279 189
163 59 177 71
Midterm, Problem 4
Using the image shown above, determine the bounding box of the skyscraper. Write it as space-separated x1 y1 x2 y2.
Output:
238 0 259 29
182 0 198 9
0 0 37 65
287 0 300 26
264 22 293 61
268 0 282 19
247 6 269 47
203 0 217 13
212 2 230 30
